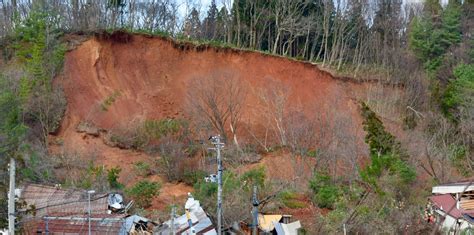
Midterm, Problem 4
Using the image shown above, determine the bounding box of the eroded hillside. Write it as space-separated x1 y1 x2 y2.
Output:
55 34 368 153
49 32 380 213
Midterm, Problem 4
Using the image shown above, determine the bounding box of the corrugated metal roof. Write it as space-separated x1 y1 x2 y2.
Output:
31 214 127 235
155 197 216 235
274 220 301 235
19 184 109 217
432 181 474 194
157 208 216 235
18 184 155 235
21 214 158 235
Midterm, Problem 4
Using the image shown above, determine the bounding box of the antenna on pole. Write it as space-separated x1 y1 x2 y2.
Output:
209 135 224 235
8 158 16 235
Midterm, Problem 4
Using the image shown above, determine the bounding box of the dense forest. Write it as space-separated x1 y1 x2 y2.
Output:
0 0 473 234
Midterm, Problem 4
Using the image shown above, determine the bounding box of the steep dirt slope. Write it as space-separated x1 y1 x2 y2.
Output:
55 34 367 151
50 33 373 211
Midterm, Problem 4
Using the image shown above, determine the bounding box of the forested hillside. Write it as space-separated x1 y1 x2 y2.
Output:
0 0 472 234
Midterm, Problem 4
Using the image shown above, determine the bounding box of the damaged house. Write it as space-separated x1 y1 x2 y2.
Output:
257 214 302 235
16 184 155 234
155 193 217 235
427 181 474 233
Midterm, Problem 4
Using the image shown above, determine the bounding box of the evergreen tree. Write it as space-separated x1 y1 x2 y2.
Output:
409 15 443 70
409 0 461 72
372 0 402 46
203 0 219 40
371 0 403 66
215 6 230 42
424 0 443 19
359 103 416 193
183 8 202 39
440 0 462 48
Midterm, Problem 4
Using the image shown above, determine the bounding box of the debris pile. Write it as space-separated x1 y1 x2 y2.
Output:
155 193 217 235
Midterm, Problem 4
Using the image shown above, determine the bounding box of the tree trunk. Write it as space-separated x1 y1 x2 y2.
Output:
272 30 281 54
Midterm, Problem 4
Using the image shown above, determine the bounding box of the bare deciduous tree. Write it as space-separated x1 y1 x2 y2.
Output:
271 0 310 55
187 71 246 147
256 78 289 147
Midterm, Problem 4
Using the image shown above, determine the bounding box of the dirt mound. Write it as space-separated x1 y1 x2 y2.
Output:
51 34 372 209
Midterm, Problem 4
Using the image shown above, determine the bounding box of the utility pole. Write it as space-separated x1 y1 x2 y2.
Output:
8 158 15 235
87 190 95 235
44 216 49 235
252 185 259 235
170 205 176 235
210 135 224 235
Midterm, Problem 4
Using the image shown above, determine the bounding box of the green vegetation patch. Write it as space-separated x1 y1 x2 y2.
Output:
100 91 121 111
134 161 153 177
278 190 306 209
142 118 186 140
409 1 462 73
125 180 161 208
442 64 474 121
359 102 416 193
309 172 341 209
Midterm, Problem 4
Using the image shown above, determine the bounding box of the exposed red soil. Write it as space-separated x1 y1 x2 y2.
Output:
149 182 193 211
280 194 321 230
50 33 376 211
235 152 317 188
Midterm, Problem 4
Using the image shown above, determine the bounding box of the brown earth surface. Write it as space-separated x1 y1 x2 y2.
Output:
49 33 387 219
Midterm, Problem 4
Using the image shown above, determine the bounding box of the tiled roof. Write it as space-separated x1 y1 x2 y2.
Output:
430 194 474 219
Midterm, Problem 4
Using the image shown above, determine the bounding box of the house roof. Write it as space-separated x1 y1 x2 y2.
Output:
464 213 474 223
31 214 127 235
432 181 474 194
158 208 216 235
274 220 302 235
18 184 109 217
18 184 154 235
430 194 474 219
258 214 283 232
21 214 156 235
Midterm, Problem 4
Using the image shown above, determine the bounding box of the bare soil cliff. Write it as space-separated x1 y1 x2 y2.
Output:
50 33 375 211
